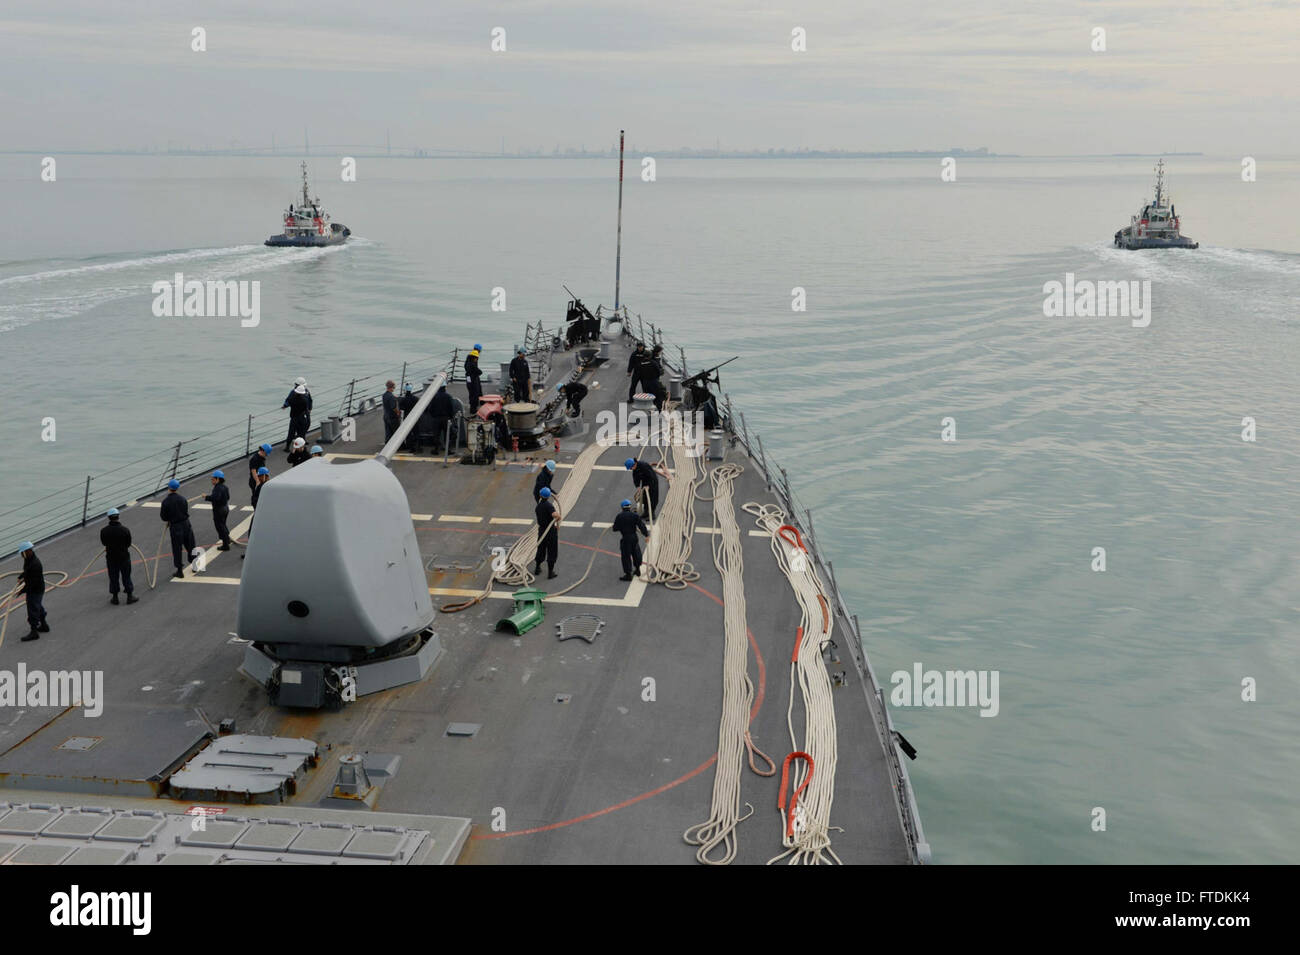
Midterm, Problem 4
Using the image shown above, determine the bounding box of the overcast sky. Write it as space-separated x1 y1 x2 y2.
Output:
2 0 1297 155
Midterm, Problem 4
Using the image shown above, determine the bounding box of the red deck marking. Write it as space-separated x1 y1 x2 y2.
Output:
421 526 769 840
473 754 718 840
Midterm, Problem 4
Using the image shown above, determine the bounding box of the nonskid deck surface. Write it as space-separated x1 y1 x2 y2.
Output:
0 333 911 865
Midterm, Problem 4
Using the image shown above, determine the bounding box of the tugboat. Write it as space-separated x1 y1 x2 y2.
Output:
1113 158 1197 249
265 161 351 247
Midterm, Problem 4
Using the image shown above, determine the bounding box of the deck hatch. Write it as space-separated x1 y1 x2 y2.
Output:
556 614 604 644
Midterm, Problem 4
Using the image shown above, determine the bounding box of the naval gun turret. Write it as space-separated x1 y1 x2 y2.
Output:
236 378 446 708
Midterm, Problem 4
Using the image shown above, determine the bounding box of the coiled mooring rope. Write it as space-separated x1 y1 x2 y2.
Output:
682 462 774 864
744 501 843 865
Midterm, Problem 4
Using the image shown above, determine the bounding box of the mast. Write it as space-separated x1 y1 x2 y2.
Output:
301 161 310 210
614 129 624 312
1153 158 1165 207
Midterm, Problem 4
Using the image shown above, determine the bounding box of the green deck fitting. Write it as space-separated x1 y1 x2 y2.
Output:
496 588 547 635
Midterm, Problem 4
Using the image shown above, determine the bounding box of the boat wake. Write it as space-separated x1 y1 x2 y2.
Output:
0 242 354 332
1089 241 1300 324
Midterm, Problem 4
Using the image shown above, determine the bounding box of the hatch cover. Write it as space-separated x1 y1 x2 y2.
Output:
556 614 604 644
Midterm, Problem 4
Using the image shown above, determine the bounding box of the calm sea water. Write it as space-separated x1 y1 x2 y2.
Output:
1 154 1297 863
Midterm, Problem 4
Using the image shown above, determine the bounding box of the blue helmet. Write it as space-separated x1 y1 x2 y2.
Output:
545 460 556 472
168 479 180 490
257 466 269 476
260 443 272 454
107 507 120 517
18 541 34 554
404 383 412 391
473 343 482 351
517 346 526 354
624 458 635 469
212 470 224 479
310 445 323 455
539 486 552 498
620 499 632 508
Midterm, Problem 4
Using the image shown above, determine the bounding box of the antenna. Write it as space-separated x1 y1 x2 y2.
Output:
614 130 625 311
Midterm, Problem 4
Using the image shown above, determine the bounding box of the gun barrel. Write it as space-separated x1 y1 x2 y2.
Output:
683 356 739 385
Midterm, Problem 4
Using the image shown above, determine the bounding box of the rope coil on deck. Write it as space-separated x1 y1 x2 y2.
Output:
640 431 705 589
683 462 773 864
743 501 844 865
440 436 615 612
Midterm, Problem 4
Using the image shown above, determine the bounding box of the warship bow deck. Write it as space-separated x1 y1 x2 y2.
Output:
0 328 925 865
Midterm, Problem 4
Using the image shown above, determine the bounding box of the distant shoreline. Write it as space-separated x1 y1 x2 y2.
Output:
0 149 1214 161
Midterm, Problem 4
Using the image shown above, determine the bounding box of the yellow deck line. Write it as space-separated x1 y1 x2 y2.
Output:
429 582 645 608
182 512 256 578
489 517 532 525
438 515 483 523
410 513 434 521
177 576 242 586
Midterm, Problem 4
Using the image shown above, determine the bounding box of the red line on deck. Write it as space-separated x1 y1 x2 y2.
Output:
422 526 769 841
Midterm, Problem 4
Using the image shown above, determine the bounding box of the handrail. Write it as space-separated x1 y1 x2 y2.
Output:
1 349 458 557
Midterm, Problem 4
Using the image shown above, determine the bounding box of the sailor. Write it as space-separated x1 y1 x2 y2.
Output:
398 383 420 451
643 345 666 412
426 384 455 452
557 381 588 417
533 486 560 580
203 471 233 550
625 456 666 520
465 345 484 413
248 443 272 498
510 346 532 402
310 444 325 458
14 542 49 642
282 377 313 450
533 459 557 502
251 467 269 512
565 298 588 348
627 341 647 401
159 479 197 579
287 436 310 467
382 380 400 442
100 508 137 604
613 499 650 581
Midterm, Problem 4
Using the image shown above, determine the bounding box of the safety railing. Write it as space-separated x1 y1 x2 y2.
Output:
0 350 459 558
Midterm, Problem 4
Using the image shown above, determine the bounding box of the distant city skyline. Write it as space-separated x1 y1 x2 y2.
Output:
1 1 1296 155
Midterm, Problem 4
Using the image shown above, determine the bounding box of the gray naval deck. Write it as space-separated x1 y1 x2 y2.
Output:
0 329 923 865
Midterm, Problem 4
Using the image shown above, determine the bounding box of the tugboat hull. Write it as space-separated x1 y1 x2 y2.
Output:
1114 230 1198 250
266 228 349 248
